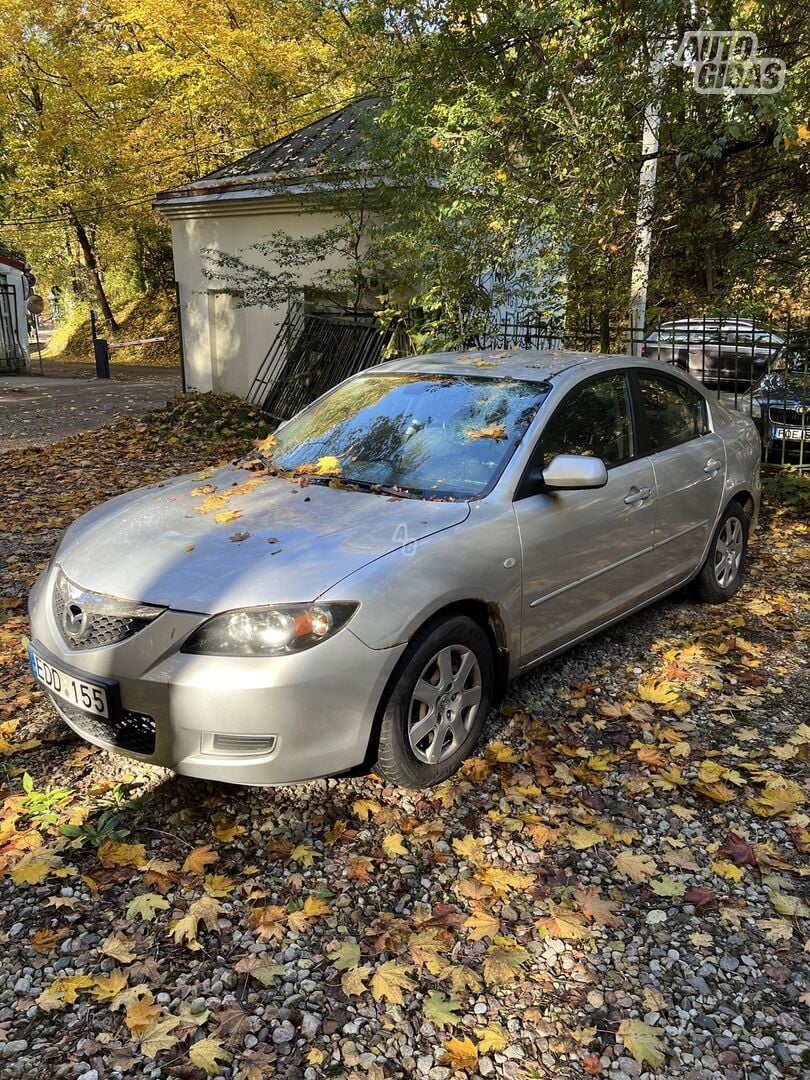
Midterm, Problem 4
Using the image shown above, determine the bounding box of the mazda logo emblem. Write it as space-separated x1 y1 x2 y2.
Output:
63 602 88 639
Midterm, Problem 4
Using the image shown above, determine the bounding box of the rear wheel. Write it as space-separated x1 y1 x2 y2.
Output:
693 503 748 603
375 615 493 788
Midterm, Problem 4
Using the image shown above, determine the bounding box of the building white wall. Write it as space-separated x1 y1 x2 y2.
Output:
169 205 352 398
0 261 31 370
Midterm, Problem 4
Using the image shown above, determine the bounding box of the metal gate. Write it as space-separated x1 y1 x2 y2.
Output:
0 282 26 372
249 300 393 421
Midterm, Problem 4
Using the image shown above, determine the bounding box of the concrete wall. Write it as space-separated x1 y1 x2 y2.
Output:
169 205 351 398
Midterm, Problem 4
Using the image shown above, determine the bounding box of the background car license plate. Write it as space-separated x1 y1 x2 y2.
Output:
772 426 807 440
28 648 110 718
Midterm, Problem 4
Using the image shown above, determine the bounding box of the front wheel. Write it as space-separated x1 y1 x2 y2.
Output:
693 503 748 603
375 615 493 788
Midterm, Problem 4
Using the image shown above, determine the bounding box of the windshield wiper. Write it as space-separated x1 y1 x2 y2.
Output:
336 477 424 499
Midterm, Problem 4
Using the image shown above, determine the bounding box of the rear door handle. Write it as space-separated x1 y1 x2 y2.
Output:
624 486 653 505
704 458 722 474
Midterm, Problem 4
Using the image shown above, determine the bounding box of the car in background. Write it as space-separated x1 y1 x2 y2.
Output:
753 348 810 463
644 319 785 389
28 351 761 789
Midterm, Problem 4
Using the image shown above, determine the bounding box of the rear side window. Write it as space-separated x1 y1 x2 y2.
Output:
638 373 707 451
541 372 633 468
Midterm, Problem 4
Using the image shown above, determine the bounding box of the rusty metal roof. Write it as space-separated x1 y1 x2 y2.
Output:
154 97 385 209
202 97 383 182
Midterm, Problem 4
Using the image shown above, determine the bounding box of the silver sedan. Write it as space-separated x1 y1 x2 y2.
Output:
27 351 761 788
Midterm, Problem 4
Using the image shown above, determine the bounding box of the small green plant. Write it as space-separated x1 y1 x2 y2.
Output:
20 772 74 827
60 809 130 847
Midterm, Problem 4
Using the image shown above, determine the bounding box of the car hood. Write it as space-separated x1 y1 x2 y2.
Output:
755 372 810 404
56 464 471 612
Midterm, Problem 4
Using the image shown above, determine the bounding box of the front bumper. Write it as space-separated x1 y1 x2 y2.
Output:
28 566 406 785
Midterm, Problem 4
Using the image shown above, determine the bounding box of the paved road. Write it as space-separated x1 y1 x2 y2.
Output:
0 364 182 452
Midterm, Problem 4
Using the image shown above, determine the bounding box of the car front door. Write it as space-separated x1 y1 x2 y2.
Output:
514 371 658 665
634 370 726 581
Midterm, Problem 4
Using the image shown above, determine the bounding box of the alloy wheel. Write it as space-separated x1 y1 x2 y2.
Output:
713 516 744 589
407 644 482 765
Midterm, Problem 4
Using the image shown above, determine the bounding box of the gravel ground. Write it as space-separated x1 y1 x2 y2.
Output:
0 396 807 1080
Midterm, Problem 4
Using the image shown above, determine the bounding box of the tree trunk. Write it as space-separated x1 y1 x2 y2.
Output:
67 207 119 332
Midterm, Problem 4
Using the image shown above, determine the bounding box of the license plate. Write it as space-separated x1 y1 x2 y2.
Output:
28 647 110 718
772 426 807 440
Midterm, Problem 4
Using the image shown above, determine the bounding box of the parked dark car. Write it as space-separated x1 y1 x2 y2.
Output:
644 319 785 389
753 350 810 463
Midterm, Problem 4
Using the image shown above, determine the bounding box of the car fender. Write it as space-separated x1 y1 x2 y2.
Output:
326 502 523 668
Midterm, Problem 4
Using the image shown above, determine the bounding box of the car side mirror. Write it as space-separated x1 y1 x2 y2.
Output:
541 454 609 491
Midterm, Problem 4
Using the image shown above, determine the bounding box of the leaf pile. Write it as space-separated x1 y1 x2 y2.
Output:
0 409 808 1078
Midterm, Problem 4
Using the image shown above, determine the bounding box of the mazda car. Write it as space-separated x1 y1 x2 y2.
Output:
27 351 761 789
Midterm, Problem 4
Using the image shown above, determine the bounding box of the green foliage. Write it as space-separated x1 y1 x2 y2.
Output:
21 772 74 828
60 810 130 847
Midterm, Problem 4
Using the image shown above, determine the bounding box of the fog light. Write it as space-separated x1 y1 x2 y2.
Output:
210 733 278 756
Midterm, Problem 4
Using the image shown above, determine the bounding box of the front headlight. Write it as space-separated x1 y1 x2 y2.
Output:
181 603 359 657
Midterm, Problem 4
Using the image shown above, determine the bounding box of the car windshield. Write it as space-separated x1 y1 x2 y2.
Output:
268 372 550 499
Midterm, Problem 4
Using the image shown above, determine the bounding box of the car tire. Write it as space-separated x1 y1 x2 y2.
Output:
375 615 493 788
693 502 749 604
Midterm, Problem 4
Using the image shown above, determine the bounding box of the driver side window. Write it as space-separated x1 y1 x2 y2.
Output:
541 372 633 468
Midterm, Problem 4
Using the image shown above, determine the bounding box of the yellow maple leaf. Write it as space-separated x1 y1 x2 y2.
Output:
747 777 806 817
566 826 604 850
616 1018 664 1068
290 841 320 866
100 933 137 963
212 820 245 843
474 1022 509 1053
382 832 408 858
125 993 161 1034
482 936 528 986
637 676 680 709
341 965 372 995
10 849 64 886
203 873 235 897
614 851 657 883
370 961 415 1005
353 798 381 821
463 909 500 941
712 860 744 883
439 963 483 995
182 845 218 875
189 1036 232 1076
476 866 535 896
139 1015 182 1059
171 895 222 950
536 904 590 940
452 834 488 863
89 969 128 1002
97 840 147 869
126 892 170 922
441 1035 479 1071
37 975 94 1011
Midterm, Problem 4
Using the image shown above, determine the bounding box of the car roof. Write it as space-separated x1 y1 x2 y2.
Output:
650 318 781 332
374 348 637 382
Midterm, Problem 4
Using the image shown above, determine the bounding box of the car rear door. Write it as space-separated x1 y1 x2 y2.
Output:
633 370 726 581
514 371 659 664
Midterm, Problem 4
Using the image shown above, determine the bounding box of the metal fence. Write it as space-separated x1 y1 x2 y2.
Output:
468 311 809 469
252 303 810 469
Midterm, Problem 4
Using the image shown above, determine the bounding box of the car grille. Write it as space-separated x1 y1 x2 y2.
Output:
52 571 162 650
50 695 156 756
769 407 808 428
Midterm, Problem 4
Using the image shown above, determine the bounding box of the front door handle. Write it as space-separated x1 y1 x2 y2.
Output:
624 486 653 505
704 458 722 474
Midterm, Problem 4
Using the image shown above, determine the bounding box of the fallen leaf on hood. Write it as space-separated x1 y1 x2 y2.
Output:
214 509 242 525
